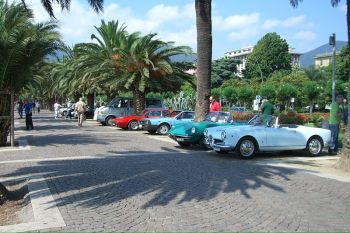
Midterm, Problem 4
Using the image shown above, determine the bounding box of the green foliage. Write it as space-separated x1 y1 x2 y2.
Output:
336 44 349 82
211 57 239 88
211 88 222 99
244 32 291 80
259 83 277 100
303 81 321 102
277 83 297 106
222 86 238 103
163 91 195 111
237 86 254 107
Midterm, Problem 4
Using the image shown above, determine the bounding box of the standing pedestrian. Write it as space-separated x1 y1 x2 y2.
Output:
209 96 221 112
24 100 33 130
36 101 41 113
260 96 274 125
54 101 61 119
329 95 344 155
75 97 87 127
17 99 23 119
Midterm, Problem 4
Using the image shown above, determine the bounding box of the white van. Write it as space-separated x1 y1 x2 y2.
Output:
95 97 164 126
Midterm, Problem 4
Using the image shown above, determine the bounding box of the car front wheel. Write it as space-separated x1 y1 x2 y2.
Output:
236 137 257 159
128 120 139 130
105 116 115 126
306 136 323 156
158 123 170 135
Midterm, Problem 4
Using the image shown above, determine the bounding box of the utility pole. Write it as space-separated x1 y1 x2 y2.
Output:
329 33 336 102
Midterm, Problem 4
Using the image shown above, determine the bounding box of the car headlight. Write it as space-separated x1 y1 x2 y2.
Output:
204 129 208 137
191 127 196 134
221 131 227 140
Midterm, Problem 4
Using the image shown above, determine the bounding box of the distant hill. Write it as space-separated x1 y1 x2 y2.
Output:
300 41 347 68
171 54 197 63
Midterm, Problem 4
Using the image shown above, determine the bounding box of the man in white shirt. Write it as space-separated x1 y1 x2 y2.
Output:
53 102 61 119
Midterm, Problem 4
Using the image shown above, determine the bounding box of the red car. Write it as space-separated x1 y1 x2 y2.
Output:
112 109 178 130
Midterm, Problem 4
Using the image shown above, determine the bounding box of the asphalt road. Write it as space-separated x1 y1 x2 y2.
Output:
0 111 350 231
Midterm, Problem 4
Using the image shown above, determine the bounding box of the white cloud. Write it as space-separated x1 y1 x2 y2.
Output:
263 15 306 30
294 31 316 41
159 26 197 47
228 27 259 41
213 13 260 30
341 4 347 13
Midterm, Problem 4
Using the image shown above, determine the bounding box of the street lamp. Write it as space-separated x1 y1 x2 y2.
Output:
329 33 336 102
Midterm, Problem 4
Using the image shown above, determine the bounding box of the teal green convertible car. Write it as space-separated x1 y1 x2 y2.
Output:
168 111 247 148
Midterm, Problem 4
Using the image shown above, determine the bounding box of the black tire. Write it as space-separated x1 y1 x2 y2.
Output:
236 137 257 159
215 150 229 154
199 136 212 150
128 120 139 130
158 123 170 135
148 130 156 134
306 136 323 156
105 116 115 126
178 142 190 147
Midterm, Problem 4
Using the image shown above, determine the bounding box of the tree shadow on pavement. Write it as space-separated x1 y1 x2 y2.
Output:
3 151 296 210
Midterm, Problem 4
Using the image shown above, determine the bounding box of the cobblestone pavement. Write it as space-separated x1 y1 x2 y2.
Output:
1 111 350 231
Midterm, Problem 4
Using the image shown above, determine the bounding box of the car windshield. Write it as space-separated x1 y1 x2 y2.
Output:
205 112 230 123
248 114 275 127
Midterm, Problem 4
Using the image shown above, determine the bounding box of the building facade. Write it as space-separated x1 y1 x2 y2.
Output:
224 45 301 76
314 52 336 68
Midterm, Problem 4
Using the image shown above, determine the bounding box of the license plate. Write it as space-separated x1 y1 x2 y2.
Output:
213 148 221 152
177 138 184 142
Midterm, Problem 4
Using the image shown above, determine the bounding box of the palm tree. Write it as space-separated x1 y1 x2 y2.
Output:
116 33 193 114
0 0 61 202
194 0 212 121
1 0 61 146
292 0 350 171
21 0 103 17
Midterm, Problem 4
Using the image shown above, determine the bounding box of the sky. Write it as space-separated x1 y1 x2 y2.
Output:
23 0 347 59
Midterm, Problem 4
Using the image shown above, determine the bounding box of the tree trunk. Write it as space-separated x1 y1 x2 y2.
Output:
194 0 212 121
87 93 94 109
10 87 14 147
0 183 14 205
336 0 350 172
309 101 313 114
133 89 145 115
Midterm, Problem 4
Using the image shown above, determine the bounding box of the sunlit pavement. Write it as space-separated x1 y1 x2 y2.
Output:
1 111 350 231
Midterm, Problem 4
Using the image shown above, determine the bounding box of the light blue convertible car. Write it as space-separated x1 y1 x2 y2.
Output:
139 111 195 135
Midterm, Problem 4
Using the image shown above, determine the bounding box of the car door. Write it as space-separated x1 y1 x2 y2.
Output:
265 125 305 150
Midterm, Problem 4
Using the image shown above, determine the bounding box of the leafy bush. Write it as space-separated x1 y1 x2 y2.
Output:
163 91 195 111
278 111 304 125
232 112 255 122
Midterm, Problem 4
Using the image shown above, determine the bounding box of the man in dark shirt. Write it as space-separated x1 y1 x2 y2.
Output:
24 100 34 130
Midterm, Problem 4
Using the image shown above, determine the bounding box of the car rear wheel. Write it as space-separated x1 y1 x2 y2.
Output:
158 123 170 135
105 116 115 126
236 137 257 159
128 120 139 130
306 136 323 156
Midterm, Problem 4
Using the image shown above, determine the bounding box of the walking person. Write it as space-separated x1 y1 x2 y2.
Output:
209 96 221 112
54 101 61 119
75 97 87 127
24 100 34 130
329 95 344 155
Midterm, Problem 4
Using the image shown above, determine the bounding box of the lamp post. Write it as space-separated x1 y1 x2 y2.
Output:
329 33 336 102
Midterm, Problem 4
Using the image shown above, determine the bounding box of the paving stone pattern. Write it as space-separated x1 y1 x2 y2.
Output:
1 111 350 231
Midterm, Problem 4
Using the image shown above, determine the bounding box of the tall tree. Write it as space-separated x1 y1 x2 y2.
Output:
194 0 212 121
244 32 291 80
211 57 239 88
291 0 350 171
